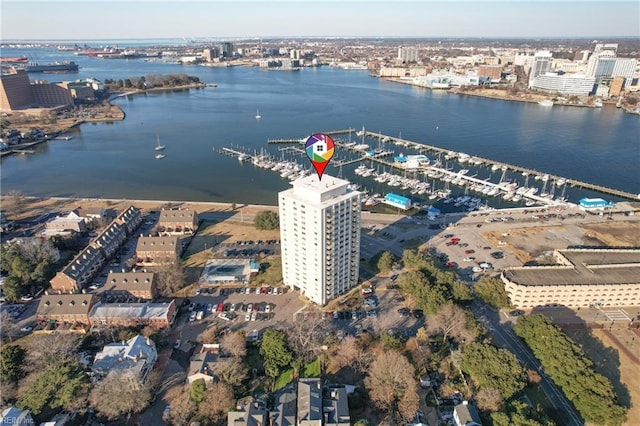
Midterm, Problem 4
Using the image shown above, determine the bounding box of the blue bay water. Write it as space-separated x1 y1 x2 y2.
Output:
1 47 639 205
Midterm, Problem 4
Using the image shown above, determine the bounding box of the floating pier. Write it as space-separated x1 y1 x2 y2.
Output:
357 130 638 202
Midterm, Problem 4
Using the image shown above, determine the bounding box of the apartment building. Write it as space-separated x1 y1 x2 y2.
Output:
278 175 360 306
136 235 181 266
36 293 98 326
158 208 199 235
100 271 158 301
502 249 640 309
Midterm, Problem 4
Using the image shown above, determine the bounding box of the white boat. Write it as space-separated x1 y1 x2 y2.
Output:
155 153 165 159
538 100 554 107
255 109 261 119
155 135 165 151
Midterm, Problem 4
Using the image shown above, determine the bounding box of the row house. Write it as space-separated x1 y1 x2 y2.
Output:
158 208 199 235
268 379 350 426
117 205 143 236
99 271 158 301
49 246 106 292
48 206 142 292
227 399 268 426
36 293 98 326
92 335 158 383
136 235 181 266
89 300 177 329
94 220 127 259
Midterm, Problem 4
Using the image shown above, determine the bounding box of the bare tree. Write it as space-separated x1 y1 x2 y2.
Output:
0 312 20 343
199 324 219 345
198 381 235 424
287 310 330 362
156 262 185 297
5 190 28 216
475 387 503 411
364 350 419 423
221 332 246 358
26 333 82 369
89 371 151 420
165 384 196 426
335 335 372 374
426 303 474 345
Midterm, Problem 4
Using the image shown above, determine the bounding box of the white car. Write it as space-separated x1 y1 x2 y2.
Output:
245 313 251 321
472 266 483 273
219 313 231 321
463 257 474 262
265 304 271 313
255 287 261 295
189 312 197 322
250 312 257 321
20 325 33 332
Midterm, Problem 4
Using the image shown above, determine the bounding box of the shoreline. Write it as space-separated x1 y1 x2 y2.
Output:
108 82 208 99
382 77 639 113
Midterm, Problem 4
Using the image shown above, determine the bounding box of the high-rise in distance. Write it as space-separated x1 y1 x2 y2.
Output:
278 174 361 306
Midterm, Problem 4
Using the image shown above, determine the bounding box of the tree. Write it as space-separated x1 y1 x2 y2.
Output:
474 277 511 309
259 328 293 379
287 310 330 363
335 335 372 375
89 372 151 420
221 332 246 358
27 333 82 369
514 315 627 425
165 384 196 426
475 387 503 411
217 359 249 389
254 210 279 230
461 342 526 400
5 190 28 216
450 280 473 304
426 303 476 345
0 276 22 304
156 262 185 297
0 311 21 342
189 378 206 403
18 364 86 415
200 324 219 344
402 249 428 270
377 251 395 273
198 381 235 424
490 400 554 426
365 350 419 423
0 345 26 382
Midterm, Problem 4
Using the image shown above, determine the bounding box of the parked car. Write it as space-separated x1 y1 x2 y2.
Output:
173 339 181 349
189 312 197 322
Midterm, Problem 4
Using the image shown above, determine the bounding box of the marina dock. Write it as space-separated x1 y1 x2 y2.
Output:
217 127 636 208
355 130 638 202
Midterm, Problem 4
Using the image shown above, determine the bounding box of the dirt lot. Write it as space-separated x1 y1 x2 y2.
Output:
483 220 640 263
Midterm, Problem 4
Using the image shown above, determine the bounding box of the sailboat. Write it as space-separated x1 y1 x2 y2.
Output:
155 135 165 151
155 152 165 159
255 109 261 119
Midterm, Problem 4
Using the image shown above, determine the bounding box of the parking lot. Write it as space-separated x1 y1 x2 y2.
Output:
215 239 281 258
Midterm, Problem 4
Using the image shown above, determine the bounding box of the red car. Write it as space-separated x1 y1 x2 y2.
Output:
216 303 224 313
445 261 457 268
465 249 475 254
450 237 461 243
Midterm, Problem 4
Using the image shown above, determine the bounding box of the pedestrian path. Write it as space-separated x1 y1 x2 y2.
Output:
601 309 631 322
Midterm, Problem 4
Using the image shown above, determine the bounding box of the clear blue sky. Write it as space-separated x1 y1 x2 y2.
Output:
1 1 639 40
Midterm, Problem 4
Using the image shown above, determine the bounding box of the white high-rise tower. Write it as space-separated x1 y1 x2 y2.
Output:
278 174 361 306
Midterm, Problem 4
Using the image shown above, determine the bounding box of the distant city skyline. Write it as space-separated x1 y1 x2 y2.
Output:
1 1 639 40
